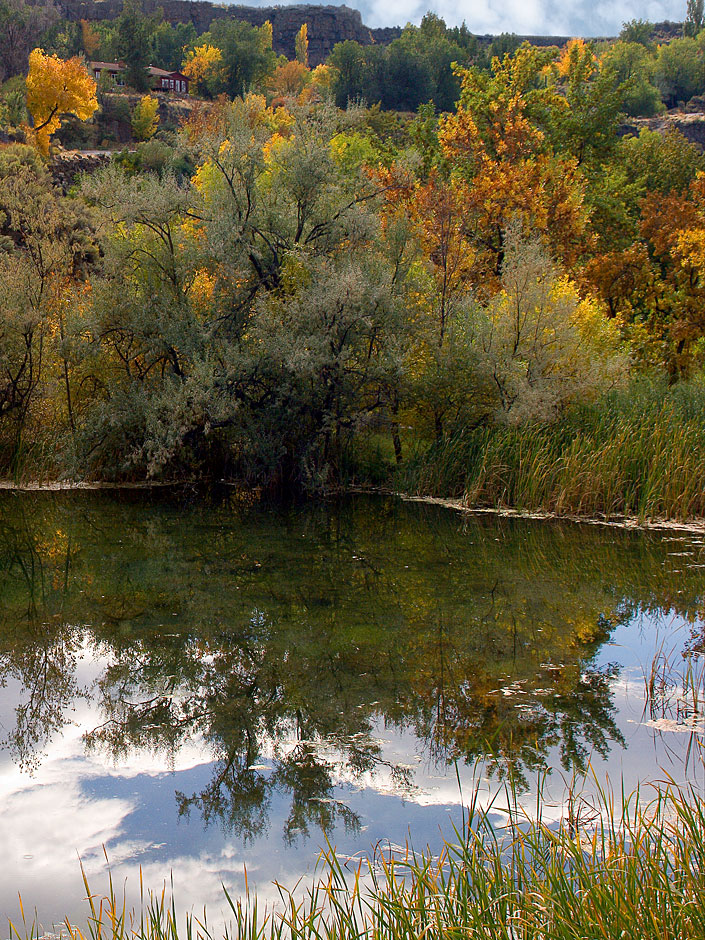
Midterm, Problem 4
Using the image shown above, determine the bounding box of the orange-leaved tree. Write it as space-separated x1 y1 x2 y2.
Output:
584 181 705 377
25 49 98 155
436 47 590 296
266 61 310 105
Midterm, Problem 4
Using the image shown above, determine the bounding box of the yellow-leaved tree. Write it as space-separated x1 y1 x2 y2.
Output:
25 49 98 155
182 44 225 96
295 23 309 67
131 94 159 141
259 20 273 51
474 229 626 424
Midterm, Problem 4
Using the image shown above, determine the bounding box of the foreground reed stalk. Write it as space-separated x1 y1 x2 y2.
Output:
397 378 705 521
10 776 705 940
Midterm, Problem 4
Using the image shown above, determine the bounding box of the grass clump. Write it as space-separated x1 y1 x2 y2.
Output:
13 775 705 940
398 377 705 520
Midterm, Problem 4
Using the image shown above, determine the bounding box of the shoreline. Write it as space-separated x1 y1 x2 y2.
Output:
352 486 705 535
402 495 705 535
3 479 705 536
0 480 192 491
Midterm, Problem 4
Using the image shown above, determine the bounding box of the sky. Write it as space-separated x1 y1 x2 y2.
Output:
241 0 687 38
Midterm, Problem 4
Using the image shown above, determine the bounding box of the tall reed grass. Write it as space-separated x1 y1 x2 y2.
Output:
12 772 705 940
398 378 705 520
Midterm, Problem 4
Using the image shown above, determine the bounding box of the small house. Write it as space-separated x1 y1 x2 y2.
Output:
91 61 125 85
90 62 190 95
147 67 190 95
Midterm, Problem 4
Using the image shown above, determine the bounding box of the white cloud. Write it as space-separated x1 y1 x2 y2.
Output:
232 0 687 37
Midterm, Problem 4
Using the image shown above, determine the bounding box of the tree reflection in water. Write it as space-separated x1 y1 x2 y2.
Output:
0 491 703 840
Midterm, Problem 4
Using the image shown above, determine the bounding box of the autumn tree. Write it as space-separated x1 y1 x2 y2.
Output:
182 44 226 97
295 23 309 67
583 177 705 376
131 94 159 141
80 19 100 58
266 61 310 103
431 48 590 294
25 48 98 155
259 20 273 51
383 169 480 442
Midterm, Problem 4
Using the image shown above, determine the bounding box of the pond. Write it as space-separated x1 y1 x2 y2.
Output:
0 491 703 931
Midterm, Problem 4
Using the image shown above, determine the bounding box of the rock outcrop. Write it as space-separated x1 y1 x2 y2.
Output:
619 111 705 151
57 0 399 65
56 0 592 66
50 151 112 193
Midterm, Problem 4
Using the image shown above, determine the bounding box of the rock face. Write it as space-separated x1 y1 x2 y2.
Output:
50 151 112 193
55 0 621 67
619 111 705 151
57 0 401 64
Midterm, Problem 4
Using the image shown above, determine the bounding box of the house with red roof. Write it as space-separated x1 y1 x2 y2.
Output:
91 62 190 95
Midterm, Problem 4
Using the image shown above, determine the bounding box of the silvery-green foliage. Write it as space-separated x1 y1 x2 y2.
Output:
195 100 380 322
473 227 627 424
0 166 97 457
76 167 215 475
73 101 410 484
243 245 406 486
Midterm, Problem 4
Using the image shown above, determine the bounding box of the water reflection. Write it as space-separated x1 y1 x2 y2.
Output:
1 492 703 849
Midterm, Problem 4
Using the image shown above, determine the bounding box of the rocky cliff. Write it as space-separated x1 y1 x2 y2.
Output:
619 111 705 150
58 0 402 65
57 0 595 66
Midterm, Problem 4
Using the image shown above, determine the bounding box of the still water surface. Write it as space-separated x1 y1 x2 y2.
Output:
0 491 703 929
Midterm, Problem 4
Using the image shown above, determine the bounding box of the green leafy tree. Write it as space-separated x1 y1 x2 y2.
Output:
619 19 654 45
40 19 82 59
601 40 663 116
550 39 627 168
149 20 197 71
0 164 96 456
0 78 27 127
684 0 704 37
115 0 151 91
202 19 277 97
488 32 521 60
0 0 58 80
329 40 372 107
77 99 406 485
382 42 434 111
620 127 704 195
388 15 470 112
654 36 705 106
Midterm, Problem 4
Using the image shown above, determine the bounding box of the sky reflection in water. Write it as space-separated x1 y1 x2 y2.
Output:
0 492 703 930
